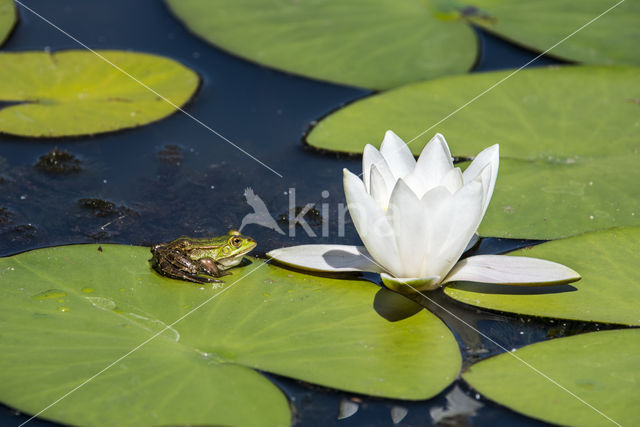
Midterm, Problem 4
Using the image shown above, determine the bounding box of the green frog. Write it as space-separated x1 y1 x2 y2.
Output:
150 230 257 284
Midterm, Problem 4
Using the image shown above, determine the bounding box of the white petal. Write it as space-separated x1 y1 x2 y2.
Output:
386 179 428 278
403 172 428 199
440 167 464 194
362 144 377 193
343 169 402 275
379 130 416 180
424 176 485 279
362 144 395 194
418 185 453 276
442 255 581 285
463 144 499 218
369 165 391 210
434 133 453 160
380 272 441 293
412 133 455 191
267 245 384 273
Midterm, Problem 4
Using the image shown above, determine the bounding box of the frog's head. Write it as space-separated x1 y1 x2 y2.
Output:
216 230 257 267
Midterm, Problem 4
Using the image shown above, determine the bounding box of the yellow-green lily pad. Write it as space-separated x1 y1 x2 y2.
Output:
0 50 199 137
445 227 640 325
0 244 460 426
306 65 640 159
469 0 640 66
463 329 640 426
165 0 477 89
0 0 16 46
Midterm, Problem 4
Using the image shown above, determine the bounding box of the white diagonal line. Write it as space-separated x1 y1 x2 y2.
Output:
405 0 625 146
18 260 271 427
12 0 283 179
356 252 621 426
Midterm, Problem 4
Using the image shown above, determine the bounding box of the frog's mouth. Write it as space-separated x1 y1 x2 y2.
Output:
218 256 246 268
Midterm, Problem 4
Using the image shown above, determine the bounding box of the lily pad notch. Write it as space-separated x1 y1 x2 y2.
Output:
165 1 639 89
0 50 200 137
165 0 478 89
305 66 640 239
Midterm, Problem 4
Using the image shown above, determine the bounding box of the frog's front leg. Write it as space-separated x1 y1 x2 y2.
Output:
198 257 232 278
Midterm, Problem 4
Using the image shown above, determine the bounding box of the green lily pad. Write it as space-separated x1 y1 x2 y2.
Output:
445 227 640 325
463 329 640 426
0 244 461 425
307 66 640 239
469 0 640 66
0 0 16 46
306 65 640 159
477 155 640 239
0 50 199 137
165 0 477 89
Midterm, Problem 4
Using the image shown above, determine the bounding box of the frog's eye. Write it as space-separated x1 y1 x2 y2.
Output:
230 237 242 247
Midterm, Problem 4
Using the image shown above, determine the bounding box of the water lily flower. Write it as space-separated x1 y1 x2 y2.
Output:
268 131 580 292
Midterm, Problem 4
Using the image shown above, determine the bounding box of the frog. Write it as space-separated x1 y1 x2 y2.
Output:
149 230 257 284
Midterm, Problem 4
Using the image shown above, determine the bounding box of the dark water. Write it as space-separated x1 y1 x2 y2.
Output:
0 1 611 426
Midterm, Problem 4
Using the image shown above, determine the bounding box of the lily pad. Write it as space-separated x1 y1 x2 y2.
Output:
0 50 199 137
463 329 640 426
165 0 477 89
445 227 640 325
307 66 640 239
306 65 640 159
0 244 461 425
0 0 16 46
477 155 640 239
469 0 640 66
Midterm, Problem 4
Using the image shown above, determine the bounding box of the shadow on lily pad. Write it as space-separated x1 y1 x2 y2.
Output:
373 288 423 322
265 258 375 287
321 247 381 271
447 281 577 295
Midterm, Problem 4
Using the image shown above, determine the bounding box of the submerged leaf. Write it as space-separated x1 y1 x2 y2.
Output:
0 50 199 137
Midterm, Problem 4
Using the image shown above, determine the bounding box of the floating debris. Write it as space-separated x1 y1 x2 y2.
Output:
0 207 13 225
78 198 136 218
12 223 37 241
34 148 82 175
278 206 324 227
